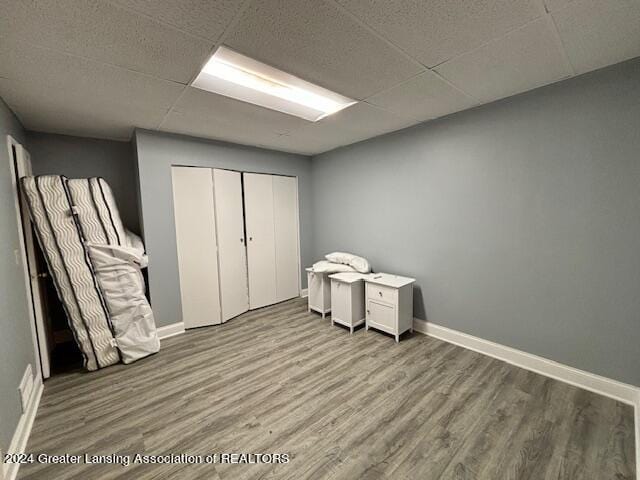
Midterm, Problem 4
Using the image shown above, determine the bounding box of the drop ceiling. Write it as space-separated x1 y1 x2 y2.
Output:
0 0 638 155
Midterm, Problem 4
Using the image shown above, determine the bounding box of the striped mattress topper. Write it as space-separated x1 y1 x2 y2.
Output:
21 175 120 371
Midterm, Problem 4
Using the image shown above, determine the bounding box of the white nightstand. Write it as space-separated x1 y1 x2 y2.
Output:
364 273 415 342
329 272 366 333
306 268 331 318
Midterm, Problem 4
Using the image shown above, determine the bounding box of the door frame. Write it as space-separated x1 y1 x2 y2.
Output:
6 135 49 380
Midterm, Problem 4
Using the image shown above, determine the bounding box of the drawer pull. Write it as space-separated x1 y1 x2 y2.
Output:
378 291 382 296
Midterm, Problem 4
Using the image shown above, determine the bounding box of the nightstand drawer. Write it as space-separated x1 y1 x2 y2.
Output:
366 283 397 304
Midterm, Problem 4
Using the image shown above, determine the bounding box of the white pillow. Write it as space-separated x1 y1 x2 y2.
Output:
325 252 371 273
312 260 356 273
325 252 351 265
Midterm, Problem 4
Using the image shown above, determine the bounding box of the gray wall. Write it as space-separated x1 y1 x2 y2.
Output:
134 130 313 328
27 132 140 234
0 98 38 451
311 58 640 387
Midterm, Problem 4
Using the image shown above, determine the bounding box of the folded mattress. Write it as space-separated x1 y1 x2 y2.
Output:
67 177 127 247
67 178 160 363
20 175 120 371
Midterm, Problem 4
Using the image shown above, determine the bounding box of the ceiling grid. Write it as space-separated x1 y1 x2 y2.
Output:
0 0 637 154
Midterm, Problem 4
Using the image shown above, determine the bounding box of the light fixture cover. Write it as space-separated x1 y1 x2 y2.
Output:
192 46 357 122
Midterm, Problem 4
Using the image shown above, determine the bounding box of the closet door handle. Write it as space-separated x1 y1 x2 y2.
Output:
240 238 244 243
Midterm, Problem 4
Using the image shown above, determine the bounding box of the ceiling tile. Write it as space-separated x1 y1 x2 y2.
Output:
320 102 418 138
275 123 369 155
0 0 214 83
160 110 307 154
543 0 574 12
335 0 542 67
279 102 419 154
162 94 419 155
110 0 246 42
0 40 184 114
171 87 309 134
0 78 166 140
552 0 640 75
366 71 478 121
223 0 423 100
435 17 573 103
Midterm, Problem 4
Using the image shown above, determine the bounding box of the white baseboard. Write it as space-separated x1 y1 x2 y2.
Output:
300 288 308 298
157 322 185 340
413 318 639 406
2 372 43 480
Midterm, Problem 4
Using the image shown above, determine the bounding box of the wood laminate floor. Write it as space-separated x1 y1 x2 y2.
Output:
19 298 636 479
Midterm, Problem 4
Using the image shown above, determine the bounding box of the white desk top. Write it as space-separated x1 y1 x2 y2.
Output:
363 273 415 288
329 272 368 284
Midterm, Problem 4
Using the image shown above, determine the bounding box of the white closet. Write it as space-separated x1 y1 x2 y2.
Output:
213 169 249 321
172 167 300 329
272 175 300 302
171 167 222 329
244 173 300 308
244 173 278 309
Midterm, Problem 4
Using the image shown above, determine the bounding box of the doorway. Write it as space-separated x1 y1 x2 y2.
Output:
7 137 51 378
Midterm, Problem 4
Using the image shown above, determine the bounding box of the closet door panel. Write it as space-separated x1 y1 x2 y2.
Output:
213 169 249 322
244 173 277 309
171 167 221 328
273 175 300 302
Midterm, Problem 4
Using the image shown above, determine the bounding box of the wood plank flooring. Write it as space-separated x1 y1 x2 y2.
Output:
19 298 636 479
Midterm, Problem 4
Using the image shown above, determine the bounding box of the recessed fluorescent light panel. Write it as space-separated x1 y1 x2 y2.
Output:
192 46 357 122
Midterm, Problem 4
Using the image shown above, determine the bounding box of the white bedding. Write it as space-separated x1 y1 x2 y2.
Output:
325 252 371 273
68 177 160 364
87 238 160 364
311 260 356 273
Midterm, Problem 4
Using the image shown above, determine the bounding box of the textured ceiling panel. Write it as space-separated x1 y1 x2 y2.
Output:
0 79 166 140
275 123 374 155
366 71 478 122
0 0 638 154
0 0 213 83
111 0 247 42
318 102 417 138
435 18 572 103
279 102 419 154
0 40 184 115
335 0 543 67
170 87 309 134
163 97 419 155
224 0 423 100
543 0 574 12
552 0 640 74
160 110 307 154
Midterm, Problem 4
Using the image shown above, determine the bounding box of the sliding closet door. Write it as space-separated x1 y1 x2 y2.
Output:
171 167 221 328
273 175 300 302
244 173 277 309
213 169 249 321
